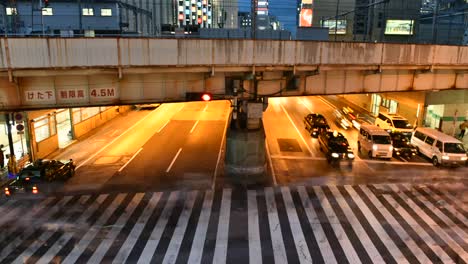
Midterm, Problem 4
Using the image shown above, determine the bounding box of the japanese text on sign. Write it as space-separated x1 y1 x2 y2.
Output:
24 90 55 101
90 88 116 98
58 89 86 100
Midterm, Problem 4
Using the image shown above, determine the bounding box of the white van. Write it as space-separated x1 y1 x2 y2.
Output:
411 127 467 166
375 112 413 135
358 124 393 159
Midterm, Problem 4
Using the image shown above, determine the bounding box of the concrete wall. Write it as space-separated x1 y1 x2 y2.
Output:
74 106 130 138
34 134 59 159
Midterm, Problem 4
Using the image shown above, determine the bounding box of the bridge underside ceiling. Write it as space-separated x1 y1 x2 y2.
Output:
0 67 466 111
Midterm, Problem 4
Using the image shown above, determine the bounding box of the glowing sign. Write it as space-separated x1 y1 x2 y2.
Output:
302 0 313 3
322 19 347 34
385 20 414 35
299 9 313 27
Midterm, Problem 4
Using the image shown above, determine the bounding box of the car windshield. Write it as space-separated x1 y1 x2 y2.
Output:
18 169 41 179
393 120 413 129
373 135 391 144
444 143 466 154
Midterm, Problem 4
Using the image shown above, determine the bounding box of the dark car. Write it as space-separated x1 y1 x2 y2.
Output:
4 159 75 198
318 130 355 166
304 113 330 138
390 132 418 159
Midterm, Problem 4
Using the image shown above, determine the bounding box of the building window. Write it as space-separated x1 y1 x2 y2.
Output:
42 8 53 16
101 8 112 16
6 7 17 15
82 8 94 16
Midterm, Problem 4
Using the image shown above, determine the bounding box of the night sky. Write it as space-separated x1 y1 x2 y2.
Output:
238 0 298 35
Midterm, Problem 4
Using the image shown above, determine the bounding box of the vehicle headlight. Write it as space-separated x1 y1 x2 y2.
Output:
442 155 450 160
461 156 467 161
331 153 339 158
372 145 378 151
347 153 354 158
389 146 393 152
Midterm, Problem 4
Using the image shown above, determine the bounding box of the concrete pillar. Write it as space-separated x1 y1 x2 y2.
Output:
224 100 267 185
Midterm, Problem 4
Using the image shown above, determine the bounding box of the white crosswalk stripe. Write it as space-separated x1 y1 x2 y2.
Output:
0 184 466 264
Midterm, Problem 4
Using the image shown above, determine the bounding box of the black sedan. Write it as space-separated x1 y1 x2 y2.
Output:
4 159 75 197
390 132 418 159
318 130 355 166
304 113 330 138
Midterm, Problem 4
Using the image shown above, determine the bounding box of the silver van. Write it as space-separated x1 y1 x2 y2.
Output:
411 127 467 166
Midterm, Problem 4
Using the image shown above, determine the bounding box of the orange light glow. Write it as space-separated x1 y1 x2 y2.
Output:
202 93 211 101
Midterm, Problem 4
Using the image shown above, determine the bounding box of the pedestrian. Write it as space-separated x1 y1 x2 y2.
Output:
0 144 4 169
459 120 468 139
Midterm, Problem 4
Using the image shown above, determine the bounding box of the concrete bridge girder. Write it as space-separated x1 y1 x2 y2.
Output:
0 68 465 111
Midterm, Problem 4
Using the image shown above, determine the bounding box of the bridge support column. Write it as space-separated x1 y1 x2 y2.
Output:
224 99 268 185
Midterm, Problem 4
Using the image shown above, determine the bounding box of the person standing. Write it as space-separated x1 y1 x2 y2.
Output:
459 120 468 139
0 144 4 169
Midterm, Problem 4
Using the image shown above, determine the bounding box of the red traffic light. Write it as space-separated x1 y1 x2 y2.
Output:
201 93 211 101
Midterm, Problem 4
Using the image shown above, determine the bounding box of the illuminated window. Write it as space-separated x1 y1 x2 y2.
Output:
101 8 112 16
6 7 17 15
42 8 53 16
82 8 94 16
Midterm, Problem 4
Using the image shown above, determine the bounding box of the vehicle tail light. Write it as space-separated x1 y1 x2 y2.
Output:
25 177 30 181
32 186 38 194
4 187 10 196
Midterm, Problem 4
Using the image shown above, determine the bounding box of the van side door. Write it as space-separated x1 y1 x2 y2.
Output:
424 136 435 157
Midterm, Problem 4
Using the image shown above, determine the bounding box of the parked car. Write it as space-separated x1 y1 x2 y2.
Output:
332 109 352 129
304 113 330 138
318 130 355 166
389 132 418 159
375 112 413 135
4 159 75 198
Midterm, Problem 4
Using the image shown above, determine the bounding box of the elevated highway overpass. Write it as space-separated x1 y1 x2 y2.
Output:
0 38 466 110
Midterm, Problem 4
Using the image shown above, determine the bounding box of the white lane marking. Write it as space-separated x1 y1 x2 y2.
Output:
328 186 386 264
87 193 145 264
270 154 431 166
213 106 230 190
359 186 432 264
62 194 127 264
317 96 338 110
383 193 455 263
266 139 277 186
248 190 262 264
162 191 198 264
76 108 156 169
213 189 232 264
112 193 162 264
187 190 213 264
265 187 288 264
36 194 109 264
344 186 408 264
157 120 170 133
190 120 200 134
166 148 183 173
402 184 468 231
297 186 337 264
271 155 326 161
279 102 313 156
281 187 313 264
312 186 362 264
416 185 468 222
6 196 75 263
203 103 208 112
0 196 55 227
118 148 143 172
137 191 179 264
387 185 466 263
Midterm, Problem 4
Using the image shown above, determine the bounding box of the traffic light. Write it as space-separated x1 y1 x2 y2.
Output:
44 0 49 7
186 92 212 102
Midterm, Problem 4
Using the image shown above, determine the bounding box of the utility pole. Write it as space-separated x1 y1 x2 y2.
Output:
334 0 340 41
251 0 257 39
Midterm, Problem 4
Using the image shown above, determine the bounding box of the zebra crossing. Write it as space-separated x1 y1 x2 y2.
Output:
0 184 466 263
